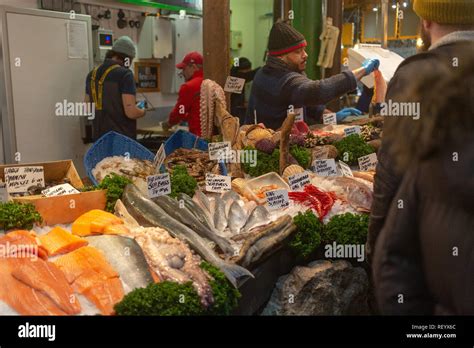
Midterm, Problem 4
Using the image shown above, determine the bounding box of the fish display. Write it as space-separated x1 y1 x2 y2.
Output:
85 235 154 293
194 190 211 214
182 193 215 232
54 246 124 315
92 156 155 183
39 226 88 256
122 184 254 288
289 185 337 220
0 230 48 260
153 195 234 255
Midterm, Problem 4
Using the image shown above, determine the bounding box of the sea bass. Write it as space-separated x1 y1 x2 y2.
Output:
122 184 254 288
213 196 228 233
228 201 248 235
152 195 234 255
242 205 270 233
85 235 154 294
180 193 218 235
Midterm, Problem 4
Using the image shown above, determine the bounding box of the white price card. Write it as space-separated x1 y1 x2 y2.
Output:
224 76 246 94
323 113 337 125
153 144 166 172
266 189 290 210
288 172 311 191
312 146 329 160
312 159 338 177
0 182 8 203
4 166 45 194
344 126 362 137
289 107 304 122
358 153 378 171
208 142 231 161
147 173 171 198
42 184 80 197
338 161 354 177
205 174 231 193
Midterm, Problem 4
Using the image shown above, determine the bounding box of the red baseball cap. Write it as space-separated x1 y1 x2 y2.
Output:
176 51 203 69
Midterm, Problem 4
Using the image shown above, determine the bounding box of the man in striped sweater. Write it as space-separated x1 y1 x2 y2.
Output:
245 21 379 130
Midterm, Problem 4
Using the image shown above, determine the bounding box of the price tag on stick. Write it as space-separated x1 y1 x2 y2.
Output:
338 161 354 177
205 174 231 193
288 172 311 191
153 144 166 172
266 189 290 210
358 153 378 172
4 166 45 194
42 184 80 197
312 159 338 177
323 113 337 125
224 76 246 94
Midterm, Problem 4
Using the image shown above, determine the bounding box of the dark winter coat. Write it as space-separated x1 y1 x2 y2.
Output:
371 37 474 315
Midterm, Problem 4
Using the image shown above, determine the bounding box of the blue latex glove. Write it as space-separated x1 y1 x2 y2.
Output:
136 100 146 109
336 107 363 122
362 58 380 76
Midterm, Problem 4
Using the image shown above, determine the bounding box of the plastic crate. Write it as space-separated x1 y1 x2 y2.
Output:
84 131 155 186
164 130 227 176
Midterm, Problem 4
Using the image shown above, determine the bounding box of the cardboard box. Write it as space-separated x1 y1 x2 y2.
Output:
0 160 107 225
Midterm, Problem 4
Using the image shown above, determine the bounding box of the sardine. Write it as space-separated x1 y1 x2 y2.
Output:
242 205 270 233
85 235 154 293
213 196 228 233
228 201 248 235
122 184 254 287
152 195 234 255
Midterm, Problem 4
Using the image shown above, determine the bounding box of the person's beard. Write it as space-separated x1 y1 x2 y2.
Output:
419 23 432 52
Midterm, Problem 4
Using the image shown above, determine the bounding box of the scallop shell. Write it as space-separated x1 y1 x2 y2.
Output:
231 178 247 195
245 128 273 147
282 165 305 180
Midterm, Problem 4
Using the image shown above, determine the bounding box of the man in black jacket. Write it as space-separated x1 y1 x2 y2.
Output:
369 0 474 314
368 0 474 263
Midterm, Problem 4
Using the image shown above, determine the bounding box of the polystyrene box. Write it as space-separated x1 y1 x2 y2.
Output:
348 45 405 88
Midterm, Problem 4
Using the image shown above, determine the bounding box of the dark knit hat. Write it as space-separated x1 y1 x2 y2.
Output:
268 21 307 56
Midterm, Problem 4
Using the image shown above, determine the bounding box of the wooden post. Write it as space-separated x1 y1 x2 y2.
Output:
273 0 292 22
325 0 343 77
203 0 230 91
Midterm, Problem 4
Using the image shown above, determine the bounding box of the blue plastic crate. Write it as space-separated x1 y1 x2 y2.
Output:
164 130 227 176
84 131 155 186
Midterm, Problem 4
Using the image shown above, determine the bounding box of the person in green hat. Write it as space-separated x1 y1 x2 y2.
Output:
85 36 146 141
369 0 474 314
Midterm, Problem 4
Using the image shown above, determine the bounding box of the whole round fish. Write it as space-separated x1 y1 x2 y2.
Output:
228 201 248 235
122 184 254 288
152 195 234 256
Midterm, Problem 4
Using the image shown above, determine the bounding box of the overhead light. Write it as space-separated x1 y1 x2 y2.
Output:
416 37 423 47
373 7 378 12
403 2 408 7
392 3 397 9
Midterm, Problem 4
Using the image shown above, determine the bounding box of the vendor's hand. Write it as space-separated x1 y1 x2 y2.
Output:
361 58 380 76
336 108 363 122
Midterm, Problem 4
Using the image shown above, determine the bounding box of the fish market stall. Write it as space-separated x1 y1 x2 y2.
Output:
0 100 381 316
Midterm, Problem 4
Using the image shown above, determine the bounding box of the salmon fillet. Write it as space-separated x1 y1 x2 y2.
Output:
39 226 88 256
0 230 48 260
0 258 66 315
72 210 127 237
11 258 81 315
53 246 124 315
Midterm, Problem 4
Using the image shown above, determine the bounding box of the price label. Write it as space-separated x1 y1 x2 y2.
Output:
288 172 311 191
265 189 290 210
358 153 378 171
289 108 304 122
224 76 246 94
344 126 362 137
153 144 166 172
147 173 171 198
42 184 80 197
0 182 9 203
208 142 231 161
312 159 338 177
205 173 231 193
4 166 45 194
338 161 354 177
312 146 329 160
323 113 337 125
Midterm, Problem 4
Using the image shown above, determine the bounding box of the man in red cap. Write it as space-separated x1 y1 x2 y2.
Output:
166 52 204 136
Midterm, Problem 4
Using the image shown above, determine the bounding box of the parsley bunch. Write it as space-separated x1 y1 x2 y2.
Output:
322 213 370 245
170 165 197 199
0 202 43 231
289 210 323 258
